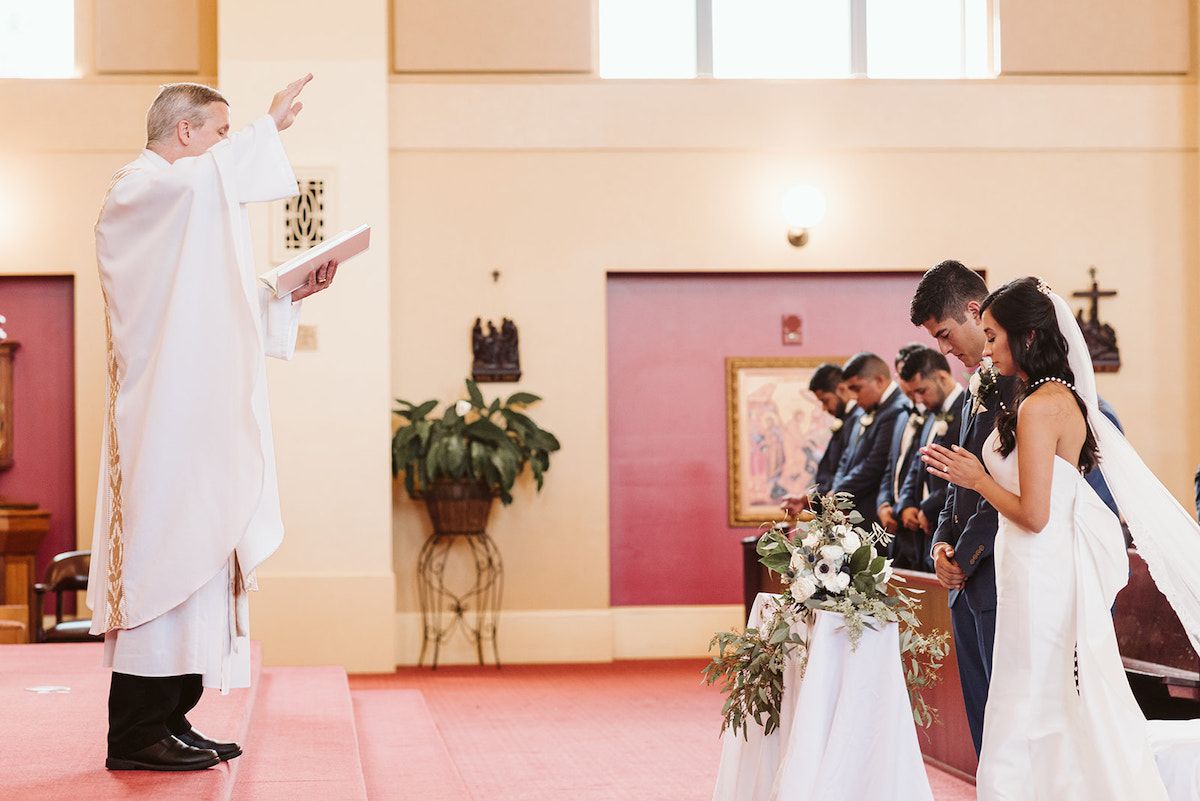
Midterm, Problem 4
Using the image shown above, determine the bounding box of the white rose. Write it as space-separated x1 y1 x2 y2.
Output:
789 549 807 574
830 418 843 433
819 544 845 563
822 570 851 594
933 419 949 438
840 529 861 553
455 399 473 416
792 575 819 602
874 559 894 589
802 531 820 550
968 370 981 396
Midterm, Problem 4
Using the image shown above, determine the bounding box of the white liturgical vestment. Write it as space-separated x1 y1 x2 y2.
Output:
88 115 302 691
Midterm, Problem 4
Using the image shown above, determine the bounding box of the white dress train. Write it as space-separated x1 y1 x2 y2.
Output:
978 430 1169 800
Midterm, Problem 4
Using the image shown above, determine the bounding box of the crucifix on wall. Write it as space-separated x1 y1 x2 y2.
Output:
1072 267 1120 373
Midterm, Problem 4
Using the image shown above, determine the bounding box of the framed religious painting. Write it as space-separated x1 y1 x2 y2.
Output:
726 356 841 527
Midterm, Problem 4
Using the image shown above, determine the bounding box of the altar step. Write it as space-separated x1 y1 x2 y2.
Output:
0 643 470 801
231 672 472 800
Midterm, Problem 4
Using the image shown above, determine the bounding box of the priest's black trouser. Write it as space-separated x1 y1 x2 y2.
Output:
107 672 204 756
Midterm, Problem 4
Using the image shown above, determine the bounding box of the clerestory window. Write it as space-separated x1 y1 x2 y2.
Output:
0 1 75 79
599 0 993 80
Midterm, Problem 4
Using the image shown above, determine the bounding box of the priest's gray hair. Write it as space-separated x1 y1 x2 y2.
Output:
146 82 229 145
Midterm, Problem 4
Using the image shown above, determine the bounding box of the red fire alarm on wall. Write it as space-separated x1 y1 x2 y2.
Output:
781 314 802 345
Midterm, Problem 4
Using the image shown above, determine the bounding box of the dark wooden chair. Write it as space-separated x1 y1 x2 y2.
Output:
33 550 103 643
1113 548 1200 718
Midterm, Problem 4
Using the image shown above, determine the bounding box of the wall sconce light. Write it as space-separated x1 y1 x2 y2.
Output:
782 185 827 247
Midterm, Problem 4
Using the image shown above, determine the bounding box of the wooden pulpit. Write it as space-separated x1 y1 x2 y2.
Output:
0 499 49 643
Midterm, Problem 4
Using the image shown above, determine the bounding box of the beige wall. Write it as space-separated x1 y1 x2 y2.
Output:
388 77 1200 664
1001 0 1191 74
1 1 1199 669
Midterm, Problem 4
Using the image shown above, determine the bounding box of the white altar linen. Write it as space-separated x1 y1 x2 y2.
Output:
712 593 934 801
1148 719 1200 801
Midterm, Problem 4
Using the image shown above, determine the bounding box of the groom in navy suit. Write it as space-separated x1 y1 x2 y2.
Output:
909 261 1016 757
831 352 907 531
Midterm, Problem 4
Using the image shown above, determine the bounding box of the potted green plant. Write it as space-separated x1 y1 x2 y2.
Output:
392 379 561 533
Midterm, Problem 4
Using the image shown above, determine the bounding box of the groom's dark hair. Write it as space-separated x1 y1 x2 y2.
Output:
909 260 989 327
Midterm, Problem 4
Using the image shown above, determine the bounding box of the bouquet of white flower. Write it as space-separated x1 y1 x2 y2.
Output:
704 491 949 739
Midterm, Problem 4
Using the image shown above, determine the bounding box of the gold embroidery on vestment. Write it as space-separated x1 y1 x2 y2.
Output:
96 167 135 630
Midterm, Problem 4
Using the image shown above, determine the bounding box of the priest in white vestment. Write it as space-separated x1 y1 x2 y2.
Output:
88 75 337 772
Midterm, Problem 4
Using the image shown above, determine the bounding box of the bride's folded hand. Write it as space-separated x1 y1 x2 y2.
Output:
921 443 985 491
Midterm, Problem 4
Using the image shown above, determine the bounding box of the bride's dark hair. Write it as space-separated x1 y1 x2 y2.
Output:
981 277 1099 473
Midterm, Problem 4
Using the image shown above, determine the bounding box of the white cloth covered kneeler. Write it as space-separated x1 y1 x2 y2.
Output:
1148 720 1200 801
712 594 934 801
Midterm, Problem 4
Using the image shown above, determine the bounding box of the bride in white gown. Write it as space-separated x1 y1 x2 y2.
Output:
922 276 1179 800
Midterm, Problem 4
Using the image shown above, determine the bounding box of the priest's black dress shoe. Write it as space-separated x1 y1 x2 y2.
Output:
106 735 220 771
174 728 243 761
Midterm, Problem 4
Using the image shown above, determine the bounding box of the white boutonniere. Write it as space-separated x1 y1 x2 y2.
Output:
968 358 997 415
859 412 875 428
933 410 954 438
830 418 843 433
907 411 927 430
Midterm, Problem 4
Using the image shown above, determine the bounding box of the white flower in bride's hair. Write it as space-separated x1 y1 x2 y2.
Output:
455 399 473 416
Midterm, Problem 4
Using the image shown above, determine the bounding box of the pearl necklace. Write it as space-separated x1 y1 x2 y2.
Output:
999 375 1076 412
1029 376 1076 393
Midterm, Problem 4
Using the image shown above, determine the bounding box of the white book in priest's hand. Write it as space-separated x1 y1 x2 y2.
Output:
258 224 371 297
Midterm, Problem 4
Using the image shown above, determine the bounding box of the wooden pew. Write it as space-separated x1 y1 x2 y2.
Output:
1113 548 1200 717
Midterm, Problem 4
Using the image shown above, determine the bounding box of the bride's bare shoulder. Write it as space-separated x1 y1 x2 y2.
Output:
1019 382 1081 421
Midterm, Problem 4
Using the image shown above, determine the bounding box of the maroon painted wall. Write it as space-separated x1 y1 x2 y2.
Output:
0 276 77 600
606 272 928 607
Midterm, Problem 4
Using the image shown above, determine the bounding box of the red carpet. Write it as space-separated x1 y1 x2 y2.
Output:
349 660 978 801
231 666 367 800
0 646 976 799
0 642 259 801
352 689 470 801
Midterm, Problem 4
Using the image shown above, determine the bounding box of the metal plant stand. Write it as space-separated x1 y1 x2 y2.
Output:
416 530 503 669
415 480 504 669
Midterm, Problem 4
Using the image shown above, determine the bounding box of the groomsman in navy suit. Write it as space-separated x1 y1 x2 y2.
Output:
808 363 861 497
876 344 927 562
909 260 1016 757
896 347 964 572
830 352 907 530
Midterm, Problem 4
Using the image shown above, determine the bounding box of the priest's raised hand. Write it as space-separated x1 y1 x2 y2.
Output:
270 72 313 131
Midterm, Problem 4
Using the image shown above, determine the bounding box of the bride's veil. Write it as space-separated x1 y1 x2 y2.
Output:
1049 288 1200 651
